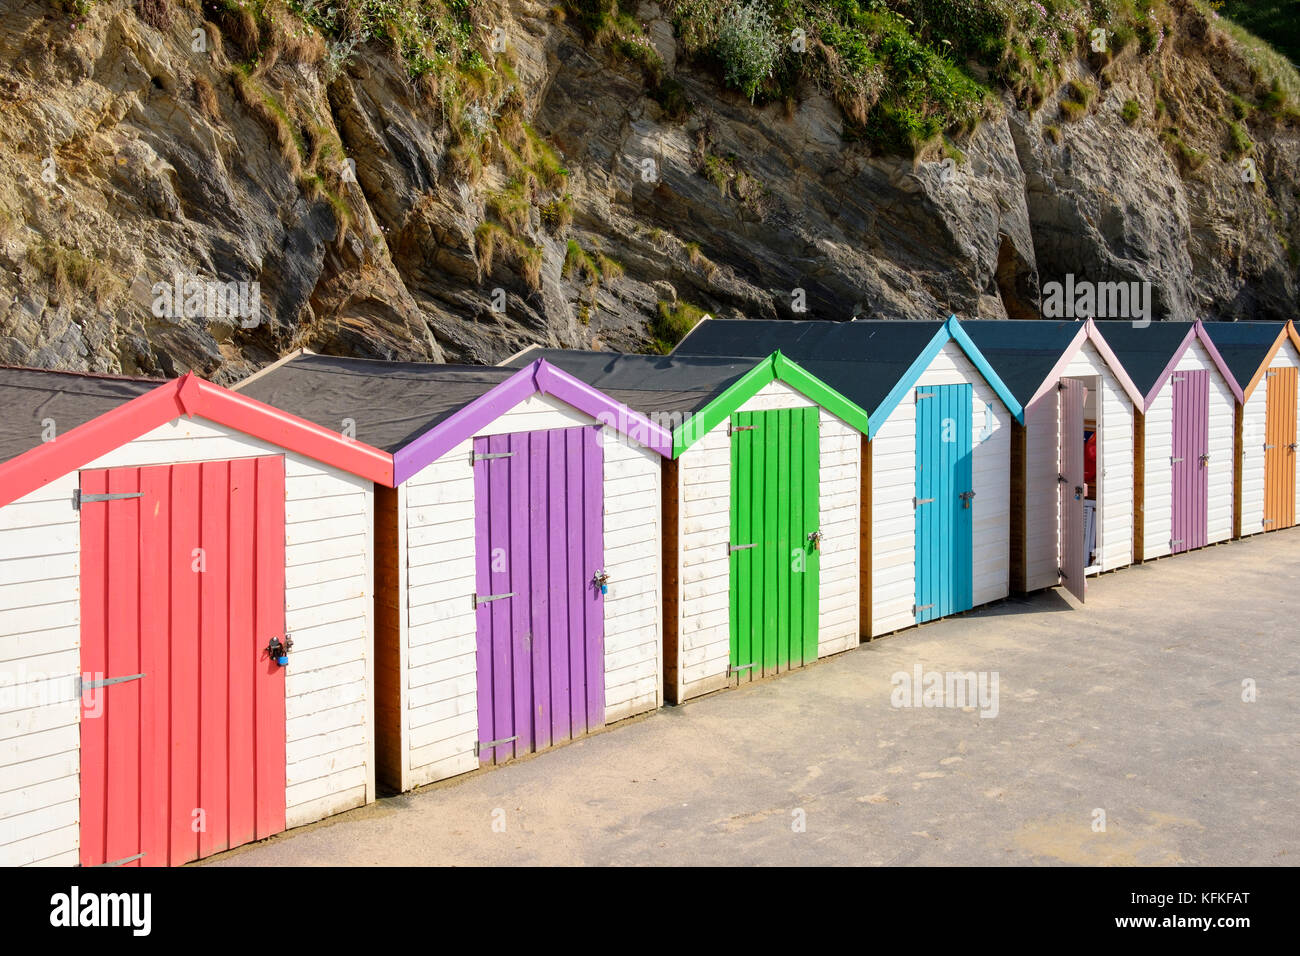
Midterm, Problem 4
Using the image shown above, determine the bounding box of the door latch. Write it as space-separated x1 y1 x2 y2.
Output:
267 635 293 667
1199 453 1211 465
959 490 976 509
1074 485 1083 501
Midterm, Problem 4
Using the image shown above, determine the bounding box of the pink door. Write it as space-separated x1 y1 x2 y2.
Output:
1171 370 1209 553
1059 379 1087 602
79 457 287 866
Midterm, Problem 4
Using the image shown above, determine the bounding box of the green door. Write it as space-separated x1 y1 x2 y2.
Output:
728 407 820 683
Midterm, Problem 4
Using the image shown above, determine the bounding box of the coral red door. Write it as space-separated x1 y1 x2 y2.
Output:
79 457 286 867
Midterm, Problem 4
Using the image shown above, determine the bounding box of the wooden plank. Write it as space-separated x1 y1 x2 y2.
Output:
138 465 172 866
1133 408 1145 562
77 467 108 867
372 484 403 792
661 457 680 704
1233 401 1244 539
1009 419 1027 594
105 466 142 867
253 456 286 842
583 425 605 731
198 461 230 858
859 432 872 639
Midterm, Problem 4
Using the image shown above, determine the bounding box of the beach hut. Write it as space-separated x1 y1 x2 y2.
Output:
0 367 390 867
675 316 1022 638
1202 321 1300 537
961 319 1145 601
1094 321 1243 560
503 348 870 704
237 353 672 791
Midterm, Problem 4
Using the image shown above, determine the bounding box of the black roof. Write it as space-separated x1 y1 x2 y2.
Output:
501 349 759 417
1091 321 1195 398
237 353 532 452
672 319 946 416
0 366 164 464
1200 321 1288 392
959 320 1085 406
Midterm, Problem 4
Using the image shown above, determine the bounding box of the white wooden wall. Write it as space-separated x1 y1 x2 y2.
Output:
1240 341 1300 535
870 341 1012 636
672 380 862 701
0 417 375 866
1141 340 1237 559
397 393 663 791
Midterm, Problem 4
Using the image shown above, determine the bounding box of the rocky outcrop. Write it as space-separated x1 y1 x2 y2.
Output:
0 0 1295 383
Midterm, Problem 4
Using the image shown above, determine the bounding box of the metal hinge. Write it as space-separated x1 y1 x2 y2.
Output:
73 490 143 510
470 451 514 465
1058 567 1067 579
93 853 146 867
77 673 145 694
1170 456 1184 465
913 497 934 507
727 662 755 676
1058 473 1067 483
472 592 514 608
728 423 758 436
1263 518 1275 524
1171 538 1183 546
728 542 757 553
474 735 518 756
1265 444 1277 450
916 392 936 399
913 603 934 615
1172 374 1186 382
1265 370 1278 378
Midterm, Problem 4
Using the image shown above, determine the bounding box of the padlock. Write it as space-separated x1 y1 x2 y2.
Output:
267 634 293 667
592 569 610 595
1075 486 1083 501
807 530 823 552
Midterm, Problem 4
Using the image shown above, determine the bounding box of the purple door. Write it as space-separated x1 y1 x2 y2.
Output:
1059 379 1087 602
1171 370 1209 554
472 426 604 765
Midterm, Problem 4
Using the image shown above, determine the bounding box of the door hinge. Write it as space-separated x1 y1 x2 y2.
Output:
1058 473 1067 483
728 542 757 553
1265 444 1277 450
73 490 143 510
93 852 146 867
470 451 514 465
1263 518 1275 524
1171 538 1183 546
1058 568 1067 579
913 497 934 507
916 392 936 399
913 603 935 615
1172 374 1186 382
472 592 514 608
474 735 518 756
77 673 145 695
727 423 758 436
727 662 755 677
1170 456 1184 465
1265 370 1278 378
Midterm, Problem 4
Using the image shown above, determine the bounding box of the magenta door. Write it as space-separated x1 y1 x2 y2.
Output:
472 426 605 765
1059 379 1087 602
1171 370 1209 554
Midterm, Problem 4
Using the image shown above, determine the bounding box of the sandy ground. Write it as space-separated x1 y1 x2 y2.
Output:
207 528 1300 866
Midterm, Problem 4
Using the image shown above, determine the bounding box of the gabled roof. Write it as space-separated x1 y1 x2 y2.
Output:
961 319 1145 409
673 315 1024 427
1200 320 1300 402
1093 320 1244 409
236 353 674 484
0 370 393 508
505 348 870 456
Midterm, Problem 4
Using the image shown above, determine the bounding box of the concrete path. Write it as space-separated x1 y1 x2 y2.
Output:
209 528 1300 866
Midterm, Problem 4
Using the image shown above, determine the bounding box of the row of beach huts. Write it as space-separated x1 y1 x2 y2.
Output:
1 316 1296 866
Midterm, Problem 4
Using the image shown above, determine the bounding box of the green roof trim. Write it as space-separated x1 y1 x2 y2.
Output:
671 351 870 457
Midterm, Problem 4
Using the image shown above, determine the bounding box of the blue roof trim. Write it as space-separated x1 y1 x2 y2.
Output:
868 316 1025 429
946 316 1025 423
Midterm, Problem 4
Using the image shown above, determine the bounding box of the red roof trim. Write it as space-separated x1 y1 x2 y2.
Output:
0 373 392 507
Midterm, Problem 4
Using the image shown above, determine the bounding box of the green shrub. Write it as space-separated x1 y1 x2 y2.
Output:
714 0 780 101
1122 99 1140 125
649 300 707 353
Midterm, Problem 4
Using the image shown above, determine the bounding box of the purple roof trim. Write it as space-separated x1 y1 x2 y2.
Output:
1143 321 1245 411
391 358 673 484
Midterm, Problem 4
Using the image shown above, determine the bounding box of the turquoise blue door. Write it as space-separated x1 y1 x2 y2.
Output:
914 384 974 623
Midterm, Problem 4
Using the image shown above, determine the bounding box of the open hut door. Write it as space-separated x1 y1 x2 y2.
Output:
1059 379 1087 602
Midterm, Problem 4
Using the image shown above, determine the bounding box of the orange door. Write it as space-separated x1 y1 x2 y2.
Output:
1264 367 1297 530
